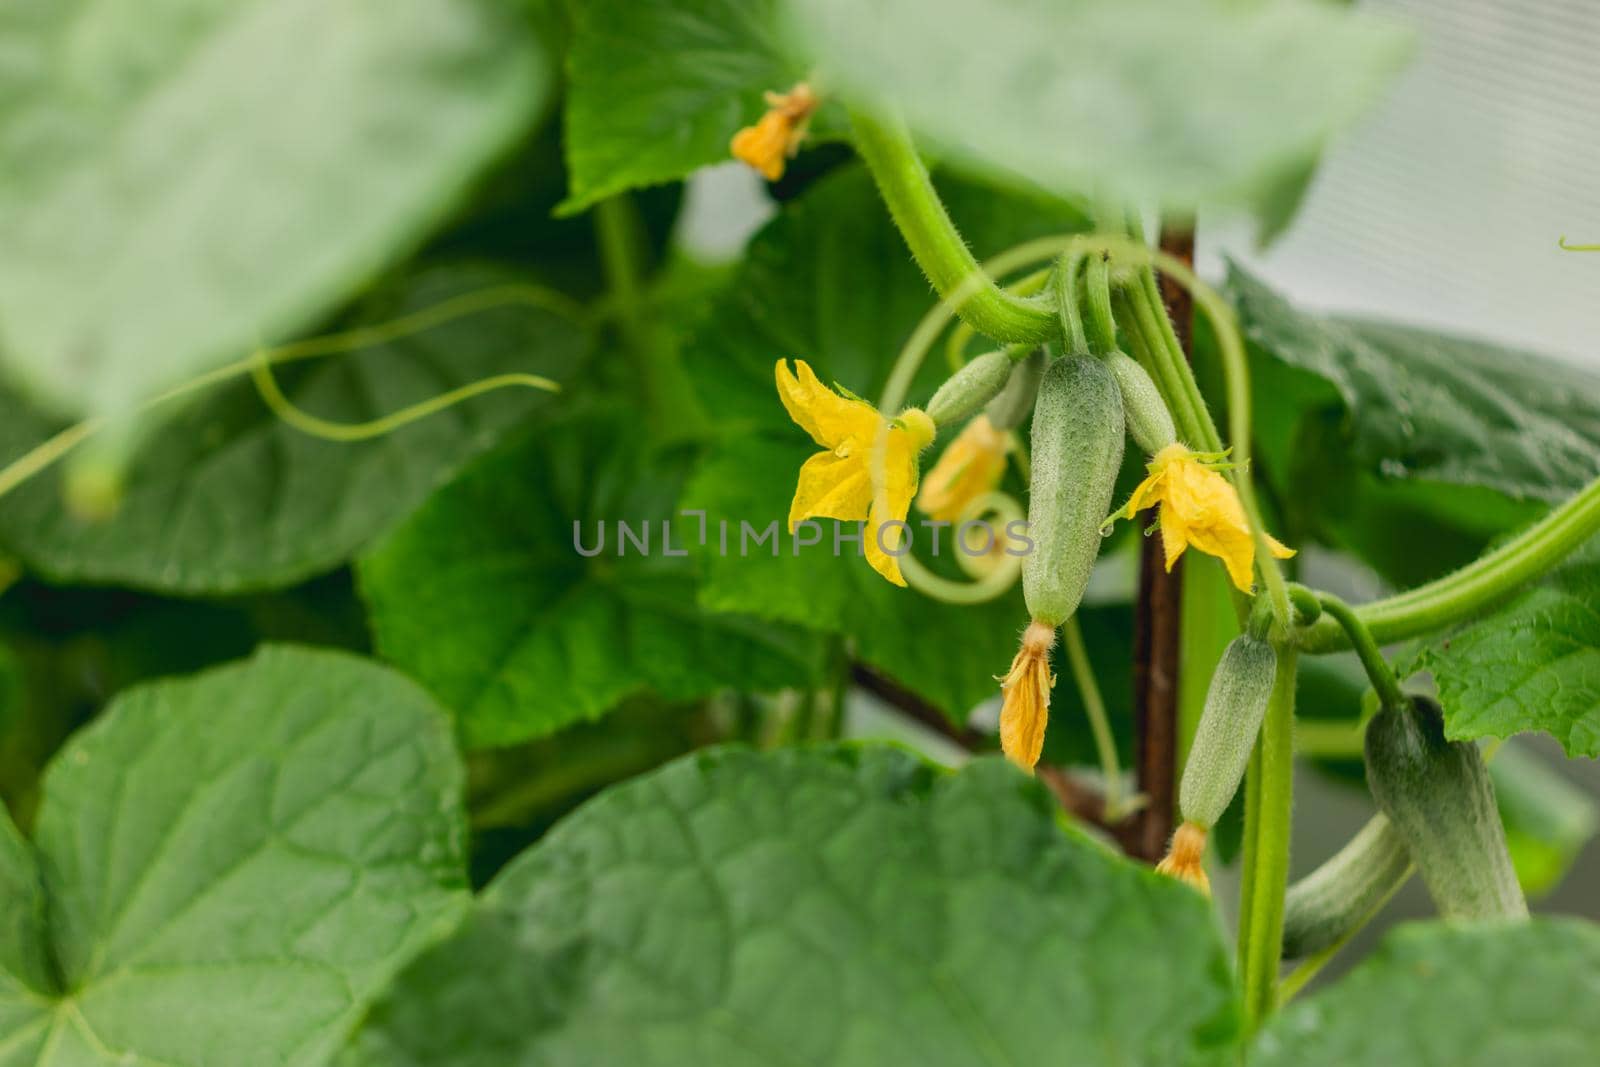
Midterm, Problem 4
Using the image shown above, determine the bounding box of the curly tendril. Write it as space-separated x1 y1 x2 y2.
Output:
0 284 589 507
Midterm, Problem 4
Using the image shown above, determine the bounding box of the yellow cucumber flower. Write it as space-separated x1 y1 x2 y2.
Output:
1156 821 1211 895
916 413 1009 524
1114 443 1294 592
998 620 1056 772
731 83 818 181
776 359 934 586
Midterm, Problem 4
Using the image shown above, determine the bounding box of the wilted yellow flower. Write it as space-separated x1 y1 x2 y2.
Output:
731 83 818 180
776 359 933 586
1113 444 1294 592
1156 821 1211 895
917 414 1009 523
998 620 1056 772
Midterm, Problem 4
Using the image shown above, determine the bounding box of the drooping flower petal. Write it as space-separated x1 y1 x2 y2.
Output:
731 111 792 180
1112 443 1294 592
998 620 1056 771
775 359 877 449
917 414 1009 523
1156 820 1211 895
775 359 932 586
730 84 817 181
788 451 872 531
863 432 921 586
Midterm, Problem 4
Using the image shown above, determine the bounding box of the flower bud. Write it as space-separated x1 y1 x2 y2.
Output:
1105 352 1176 454
927 350 1013 426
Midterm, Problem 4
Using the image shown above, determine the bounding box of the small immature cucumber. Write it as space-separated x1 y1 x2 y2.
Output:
928 350 1013 426
1179 635 1277 829
1023 355 1125 626
986 347 1048 431
1364 696 1527 920
1105 352 1176 454
1282 813 1412 959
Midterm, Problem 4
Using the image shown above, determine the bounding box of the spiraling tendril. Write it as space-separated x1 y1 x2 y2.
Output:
0 284 588 508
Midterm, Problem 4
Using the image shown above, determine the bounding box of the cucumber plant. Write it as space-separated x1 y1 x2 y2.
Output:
0 1 1597 1065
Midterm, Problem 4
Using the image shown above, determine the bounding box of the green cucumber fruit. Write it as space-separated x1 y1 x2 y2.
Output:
1363 696 1527 920
1179 634 1276 829
1022 354 1124 626
1282 813 1412 959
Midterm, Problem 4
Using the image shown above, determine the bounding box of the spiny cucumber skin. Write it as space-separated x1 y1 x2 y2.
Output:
1022 355 1124 627
1282 813 1412 959
1105 352 1177 454
1179 635 1277 828
1364 697 1527 921
986 348 1047 431
928 350 1012 426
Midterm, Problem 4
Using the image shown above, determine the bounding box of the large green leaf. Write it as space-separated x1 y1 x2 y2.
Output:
1254 919 1600 1066
791 0 1411 212
1408 550 1600 758
342 745 1241 1066
359 413 823 749
559 0 824 214
0 0 549 418
677 166 1092 720
0 807 51 1047
0 264 588 595
1231 266 1600 504
0 645 468 1067
1227 266 1600 586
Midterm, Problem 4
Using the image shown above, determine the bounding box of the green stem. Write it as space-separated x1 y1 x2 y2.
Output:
1062 615 1126 819
594 196 704 430
1120 255 1292 624
1238 643 1298 1032
1083 253 1118 356
595 198 645 332
849 109 1058 343
1296 472 1600 652
1315 593 1407 711
1053 254 1089 353
1113 285 1203 451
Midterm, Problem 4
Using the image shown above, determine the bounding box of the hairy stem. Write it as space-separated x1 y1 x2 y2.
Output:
849 109 1058 343
1296 472 1600 652
1315 593 1407 710
1238 643 1298 1032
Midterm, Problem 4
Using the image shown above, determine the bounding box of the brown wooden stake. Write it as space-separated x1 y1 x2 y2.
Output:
1131 226 1196 862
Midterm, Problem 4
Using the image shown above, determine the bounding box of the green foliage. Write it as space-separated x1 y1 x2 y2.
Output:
0 0 551 420
1410 550 1600 757
0 266 588 595
0 646 468 1067
793 0 1411 213
1255 919 1600 1066
341 745 1243 1067
682 435 1025 720
0 2 1596 1059
677 166 1090 719
1227 266 1600 584
360 412 823 748
560 0 825 214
